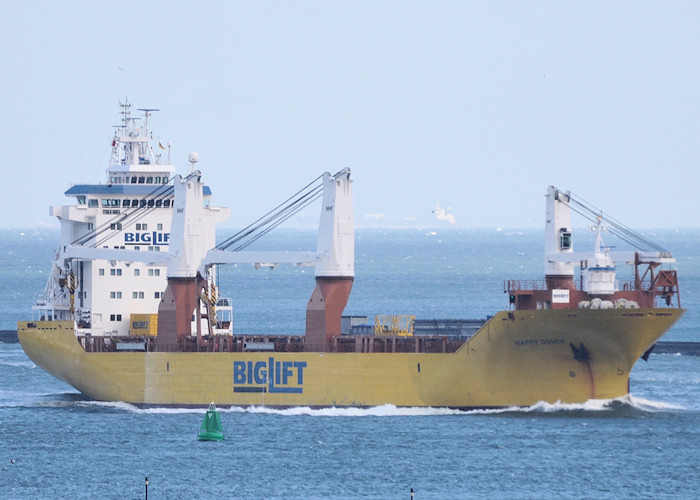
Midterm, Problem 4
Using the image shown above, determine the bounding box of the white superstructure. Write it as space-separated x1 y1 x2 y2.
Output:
35 102 228 337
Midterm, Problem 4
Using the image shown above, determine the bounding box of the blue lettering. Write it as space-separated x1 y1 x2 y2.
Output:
294 361 307 384
233 361 246 383
253 361 267 384
233 357 306 394
282 361 293 385
123 232 169 246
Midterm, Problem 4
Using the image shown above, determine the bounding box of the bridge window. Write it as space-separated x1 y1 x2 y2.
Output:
88 199 98 208
131 176 137 184
138 176 145 184
146 177 153 184
77 196 86 205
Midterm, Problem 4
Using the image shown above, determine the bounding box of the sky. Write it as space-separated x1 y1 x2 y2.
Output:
2 1 699 230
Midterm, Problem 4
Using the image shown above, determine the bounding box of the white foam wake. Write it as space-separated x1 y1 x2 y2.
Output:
15 395 686 415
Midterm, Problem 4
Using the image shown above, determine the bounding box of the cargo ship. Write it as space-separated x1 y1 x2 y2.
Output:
18 103 684 408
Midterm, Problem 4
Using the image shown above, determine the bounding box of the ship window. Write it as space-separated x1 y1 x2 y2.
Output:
140 200 146 208
154 176 161 184
131 176 137 184
155 292 162 299
157 223 163 230
147 199 154 208
163 178 168 184
99 269 105 276
134 246 140 251
138 176 145 184
109 269 122 276
110 314 123 321
77 196 86 205
122 200 130 208
87 223 94 230
148 246 154 251
146 177 153 184
164 200 171 208
154 247 160 252
559 230 572 250
148 269 161 277
88 199 98 208
110 291 122 299
155 200 162 208
134 269 140 276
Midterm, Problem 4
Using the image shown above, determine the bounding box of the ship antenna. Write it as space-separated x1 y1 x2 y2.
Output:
137 108 160 137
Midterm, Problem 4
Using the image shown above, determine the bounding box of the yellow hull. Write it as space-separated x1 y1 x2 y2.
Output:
18 308 683 408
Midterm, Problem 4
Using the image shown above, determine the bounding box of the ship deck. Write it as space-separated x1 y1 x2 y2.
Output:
80 334 468 354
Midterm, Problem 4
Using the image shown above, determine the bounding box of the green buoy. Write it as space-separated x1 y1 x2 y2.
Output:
198 402 225 441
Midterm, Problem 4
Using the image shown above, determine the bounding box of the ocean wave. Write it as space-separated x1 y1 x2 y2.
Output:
0 359 37 368
1 396 688 415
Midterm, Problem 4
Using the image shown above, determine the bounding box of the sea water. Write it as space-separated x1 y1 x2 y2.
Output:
1 228 699 499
